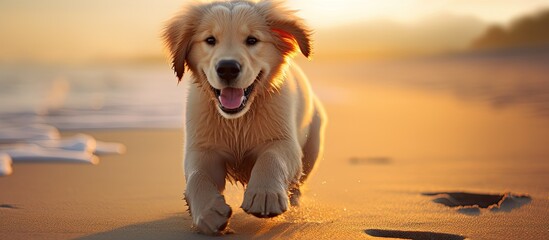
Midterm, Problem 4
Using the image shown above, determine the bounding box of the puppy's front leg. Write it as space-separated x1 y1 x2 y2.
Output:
184 151 232 235
241 141 302 218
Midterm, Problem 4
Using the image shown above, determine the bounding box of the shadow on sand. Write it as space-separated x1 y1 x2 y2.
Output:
76 212 302 240
422 191 532 216
75 215 193 240
364 229 466 240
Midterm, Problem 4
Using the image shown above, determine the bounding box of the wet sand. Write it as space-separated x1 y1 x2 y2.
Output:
1 75 549 239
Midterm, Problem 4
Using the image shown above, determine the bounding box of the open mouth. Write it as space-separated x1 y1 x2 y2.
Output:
211 71 262 114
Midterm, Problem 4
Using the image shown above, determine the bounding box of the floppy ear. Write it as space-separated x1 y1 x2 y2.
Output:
257 0 312 58
162 6 202 82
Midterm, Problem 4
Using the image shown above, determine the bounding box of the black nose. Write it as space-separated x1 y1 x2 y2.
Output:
216 60 241 82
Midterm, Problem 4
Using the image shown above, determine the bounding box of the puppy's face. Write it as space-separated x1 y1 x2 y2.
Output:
164 0 311 119
189 5 279 118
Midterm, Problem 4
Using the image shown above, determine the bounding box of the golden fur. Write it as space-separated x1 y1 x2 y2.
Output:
163 0 326 235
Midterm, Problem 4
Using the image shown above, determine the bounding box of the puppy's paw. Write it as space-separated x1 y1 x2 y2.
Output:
241 187 288 218
192 195 232 235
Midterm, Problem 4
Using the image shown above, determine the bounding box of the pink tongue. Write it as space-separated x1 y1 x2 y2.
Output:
219 87 245 109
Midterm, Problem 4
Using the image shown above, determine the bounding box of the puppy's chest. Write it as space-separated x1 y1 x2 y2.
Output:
205 119 286 157
217 120 289 184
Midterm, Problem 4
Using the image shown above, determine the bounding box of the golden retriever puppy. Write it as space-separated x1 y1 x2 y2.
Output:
163 0 326 235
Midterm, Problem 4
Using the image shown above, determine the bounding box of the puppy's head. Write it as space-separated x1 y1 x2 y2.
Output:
163 0 311 119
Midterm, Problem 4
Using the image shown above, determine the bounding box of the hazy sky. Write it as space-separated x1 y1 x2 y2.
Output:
1 0 548 63
290 0 549 26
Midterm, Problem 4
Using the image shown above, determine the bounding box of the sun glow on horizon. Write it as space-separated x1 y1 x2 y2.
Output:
289 0 549 28
0 0 548 63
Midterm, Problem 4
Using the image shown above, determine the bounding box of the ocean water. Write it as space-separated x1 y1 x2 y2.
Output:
1 51 549 131
0 64 185 130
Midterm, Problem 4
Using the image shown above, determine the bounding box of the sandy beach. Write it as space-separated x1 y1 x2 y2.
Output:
2 1 549 239
1 71 548 239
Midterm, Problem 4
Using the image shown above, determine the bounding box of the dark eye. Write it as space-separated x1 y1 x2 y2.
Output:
246 36 258 46
205 36 216 46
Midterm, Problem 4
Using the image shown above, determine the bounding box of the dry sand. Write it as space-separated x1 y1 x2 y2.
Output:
1 78 549 239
